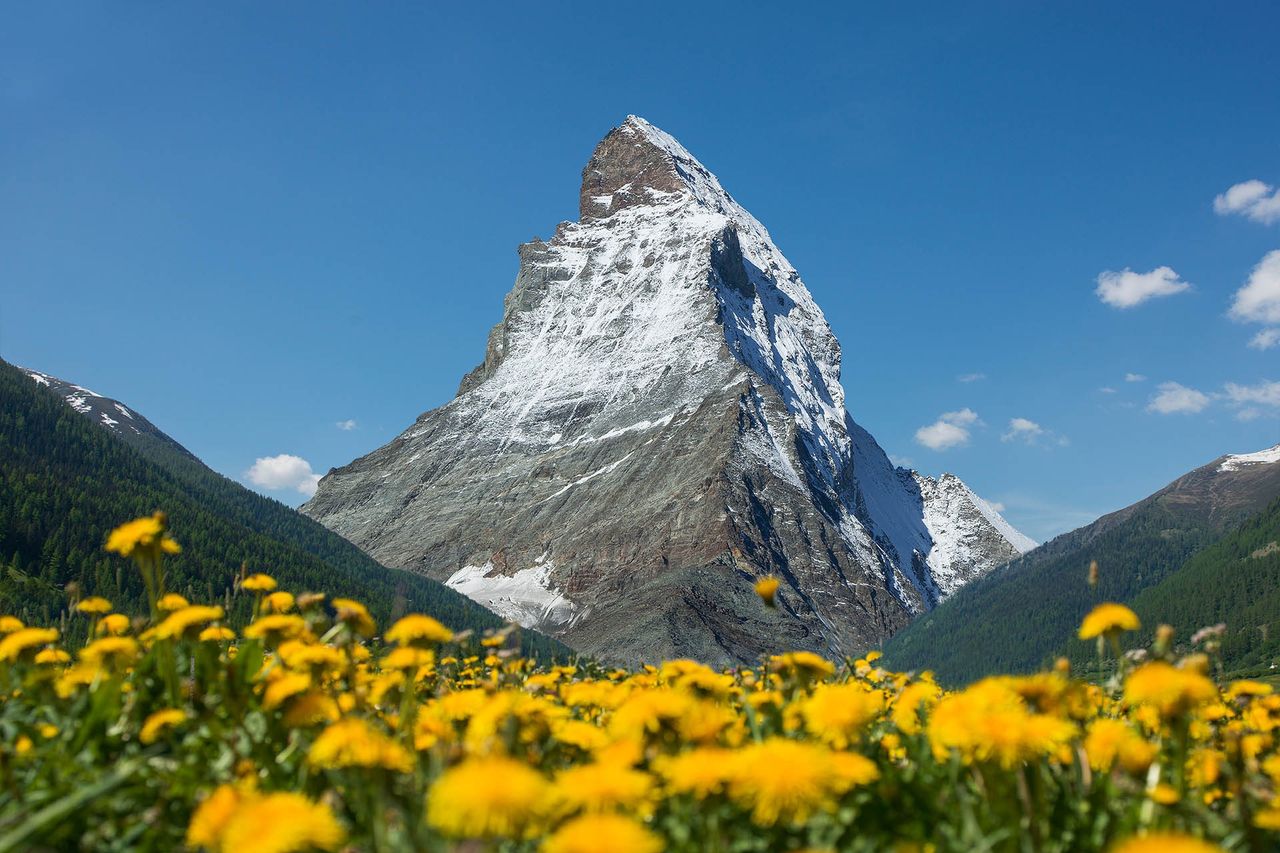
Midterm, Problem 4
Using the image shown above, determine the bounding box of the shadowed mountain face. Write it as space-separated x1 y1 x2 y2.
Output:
883 444 1280 684
303 116 1031 666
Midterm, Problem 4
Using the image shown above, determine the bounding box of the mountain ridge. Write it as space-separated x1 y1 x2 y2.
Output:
304 116 1031 665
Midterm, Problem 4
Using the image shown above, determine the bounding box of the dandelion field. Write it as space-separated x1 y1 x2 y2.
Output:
2 516 1279 851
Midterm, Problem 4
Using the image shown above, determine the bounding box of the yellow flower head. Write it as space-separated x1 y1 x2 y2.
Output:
426 756 553 839
156 593 190 613
541 814 663 853
97 613 132 636
307 717 413 773
218 791 346 853
332 598 376 636
153 606 225 641
553 762 654 815
0 627 59 662
727 737 877 826
282 692 340 728
263 672 312 711
199 625 236 643
34 648 71 665
1124 661 1217 719
770 651 836 681
654 748 734 798
1110 832 1224 853
386 614 454 647
241 573 277 593
0 616 24 635
1083 718 1156 774
105 513 180 558
755 576 780 607
75 596 112 615
140 708 187 744
801 683 885 748
79 636 141 669
1078 602 1141 640
244 615 309 644
262 591 295 614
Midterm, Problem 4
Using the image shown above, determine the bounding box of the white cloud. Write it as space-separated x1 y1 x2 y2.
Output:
988 501 1006 513
1099 387 1118 394
957 372 986 383
1223 380 1280 408
1249 329 1280 351
1229 251 1280 326
1124 373 1147 383
1147 382 1211 415
1237 408 1263 422
1096 267 1191 309
889 454 915 469
1001 417 1044 443
915 408 981 451
245 454 322 497
336 419 358 431
1214 179 1280 225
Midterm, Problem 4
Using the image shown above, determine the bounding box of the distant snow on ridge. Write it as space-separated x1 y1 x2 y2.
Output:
1219 443 1280 472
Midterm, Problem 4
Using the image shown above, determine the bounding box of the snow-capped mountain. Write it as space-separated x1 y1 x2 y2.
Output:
303 116 1032 665
21 368 199 463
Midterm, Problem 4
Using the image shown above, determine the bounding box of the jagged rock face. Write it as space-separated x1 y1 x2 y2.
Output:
303 116 1033 666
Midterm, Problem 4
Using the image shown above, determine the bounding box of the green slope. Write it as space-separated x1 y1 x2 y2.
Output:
882 452 1280 685
0 358 570 658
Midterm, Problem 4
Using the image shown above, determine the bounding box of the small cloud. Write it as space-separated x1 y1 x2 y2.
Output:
1001 417 1044 443
1095 267 1191 309
915 408 981 451
1214 179 1280 225
957 372 986 383
1147 381 1210 415
1223 379 1280 409
988 501 1006 513
245 454 322 497
1249 329 1280 351
1237 408 1263 422
889 454 916 469
336 419 359 431
1124 373 1147 383
1099 386 1118 394
1229 250 1280 326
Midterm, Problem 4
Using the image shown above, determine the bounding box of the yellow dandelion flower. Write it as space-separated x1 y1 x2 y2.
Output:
296 592 326 609
0 627 59 662
308 717 413 773
541 813 663 853
801 683 884 747
262 591 295 613
263 672 311 711
727 737 872 826
1124 661 1217 719
34 648 71 665
655 748 734 798
332 598 375 636
153 605 225 641
426 756 552 839
553 762 654 814
1110 833 1224 853
1226 679 1273 701
156 593 189 612
97 613 131 636
241 573 277 592
243 614 308 644
892 679 941 735
386 613 454 646
280 642 345 672
282 692 340 728
75 596 112 615
1255 809 1280 830
219 792 346 853
770 651 836 680
140 708 187 744
0 616 24 634
105 513 180 557
1078 602 1140 640
79 636 140 669
199 625 236 643
187 784 242 849
755 576 780 607
1083 719 1156 774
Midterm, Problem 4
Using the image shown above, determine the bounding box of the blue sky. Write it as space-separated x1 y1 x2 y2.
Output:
3 2 1278 542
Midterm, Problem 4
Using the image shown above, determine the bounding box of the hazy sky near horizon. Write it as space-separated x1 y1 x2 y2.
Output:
3 2 1279 542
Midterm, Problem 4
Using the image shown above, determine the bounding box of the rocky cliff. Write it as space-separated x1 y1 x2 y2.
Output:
303 116 1032 665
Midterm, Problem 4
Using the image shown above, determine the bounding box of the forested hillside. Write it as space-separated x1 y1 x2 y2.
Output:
882 451 1280 684
0 358 569 658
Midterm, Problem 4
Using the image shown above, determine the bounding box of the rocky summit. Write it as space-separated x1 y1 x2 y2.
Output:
303 116 1033 666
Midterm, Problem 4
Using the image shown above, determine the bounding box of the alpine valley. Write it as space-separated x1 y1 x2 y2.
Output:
302 116 1035 666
